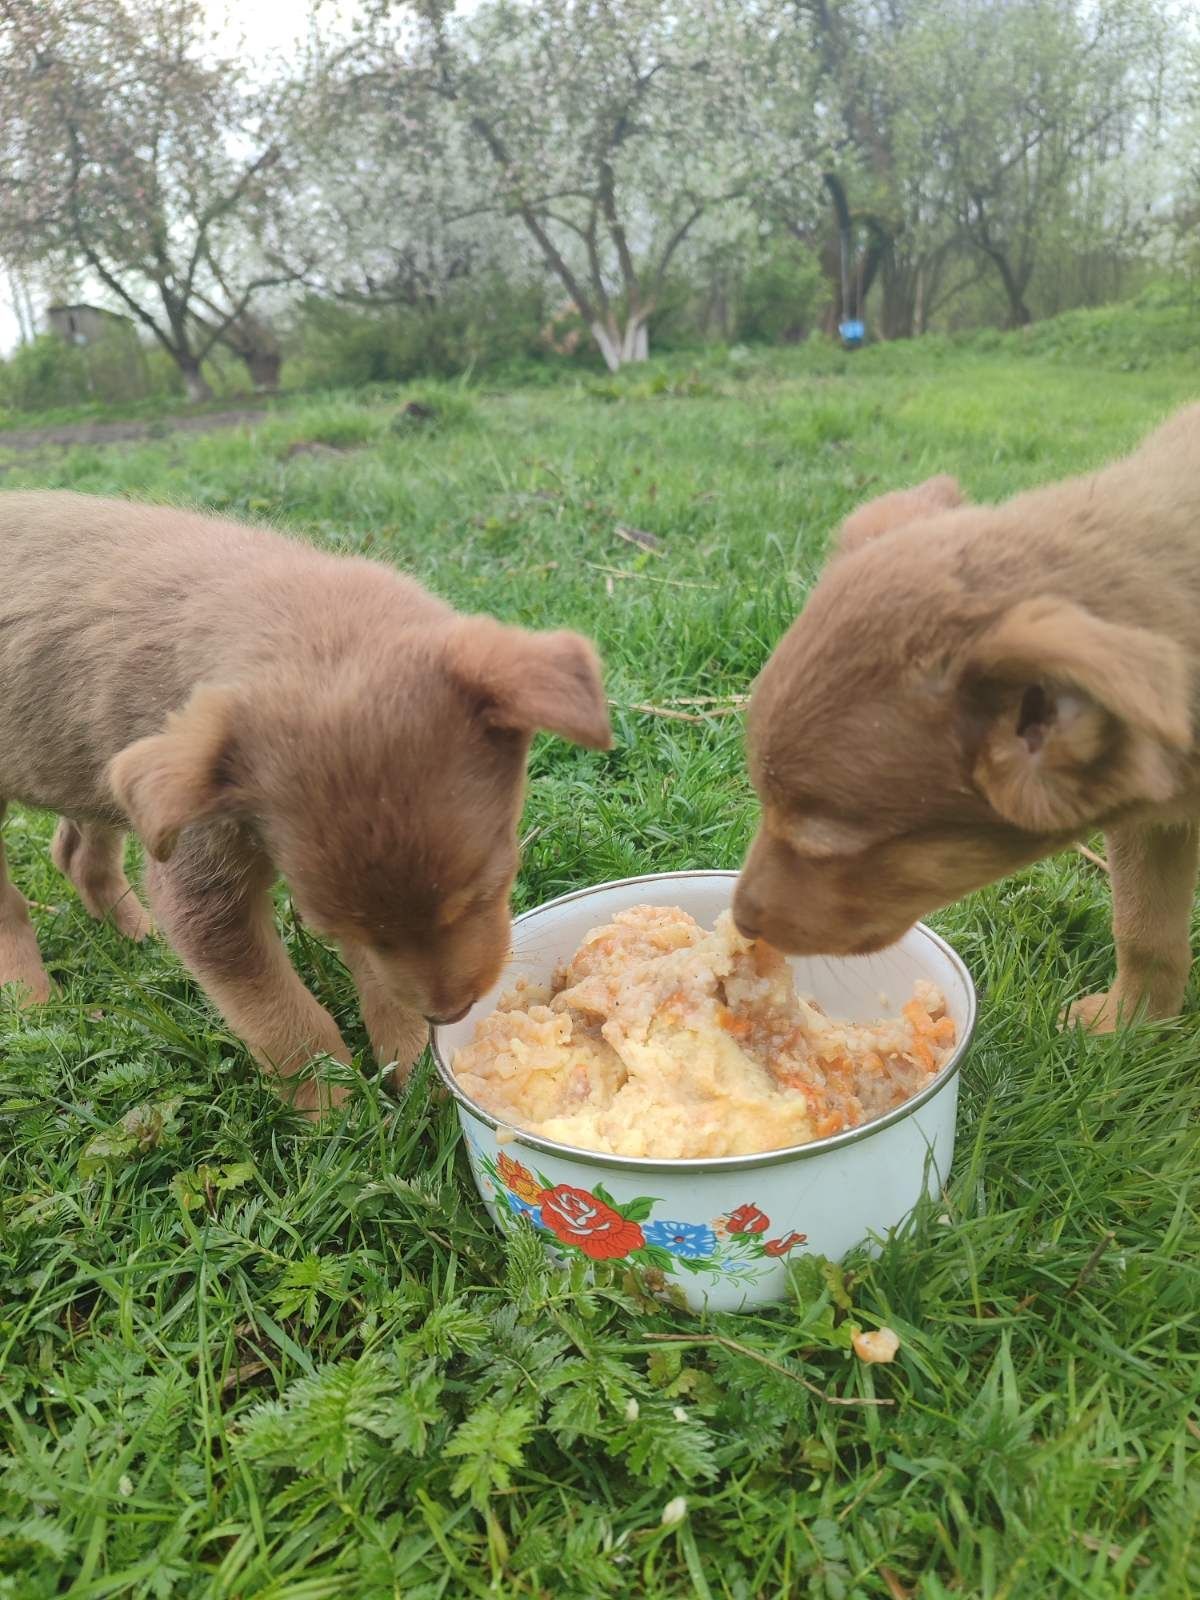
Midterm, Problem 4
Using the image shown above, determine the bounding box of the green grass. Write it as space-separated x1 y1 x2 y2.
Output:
2 310 1200 1598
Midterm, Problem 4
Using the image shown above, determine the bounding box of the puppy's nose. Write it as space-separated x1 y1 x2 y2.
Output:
732 886 763 942
427 1003 472 1026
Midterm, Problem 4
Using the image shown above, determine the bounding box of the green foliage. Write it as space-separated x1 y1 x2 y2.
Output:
1 321 1199 1595
287 279 555 390
0 331 247 421
76 1094 183 1178
170 1158 254 1211
1013 281 1200 369
70 320 164 406
736 241 824 344
140 344 186 400
446 1400 537 1507
0 334 90 411
237 1353 416 1480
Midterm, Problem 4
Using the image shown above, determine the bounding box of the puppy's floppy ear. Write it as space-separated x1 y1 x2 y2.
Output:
108 685 246 862
446 616 613 750
962 596 1192 833
835 474 965 558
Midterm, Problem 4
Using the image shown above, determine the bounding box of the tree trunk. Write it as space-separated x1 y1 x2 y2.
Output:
989 253 1033 328
913 263 927 337
7 270 33 344
591 322 622 373
1006 292 1032 329
822 173 853 326
880 249 915 340
178 356 213 402
242 347 281 392
590 313 650 371
624 316 648 363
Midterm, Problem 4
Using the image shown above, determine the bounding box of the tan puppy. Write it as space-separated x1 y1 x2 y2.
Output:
735 404 1200 1029
0 491 611 1109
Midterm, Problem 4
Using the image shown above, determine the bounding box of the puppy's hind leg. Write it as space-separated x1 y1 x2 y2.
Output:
52 818 153 942
1067 819 1198 1031
0 804 51 1004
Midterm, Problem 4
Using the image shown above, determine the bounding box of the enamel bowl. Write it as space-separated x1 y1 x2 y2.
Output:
432 871 976 1312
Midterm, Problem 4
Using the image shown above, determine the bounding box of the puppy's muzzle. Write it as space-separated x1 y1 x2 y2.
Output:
426 1003 472 1026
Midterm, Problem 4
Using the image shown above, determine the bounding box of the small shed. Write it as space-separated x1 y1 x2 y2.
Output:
46 303 133 347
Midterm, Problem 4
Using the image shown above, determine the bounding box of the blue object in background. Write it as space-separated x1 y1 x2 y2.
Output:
839 318 865 348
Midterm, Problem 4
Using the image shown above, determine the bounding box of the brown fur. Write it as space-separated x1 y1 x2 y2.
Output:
735 405 1200 1029
0 491 611 1110
834 474 965 558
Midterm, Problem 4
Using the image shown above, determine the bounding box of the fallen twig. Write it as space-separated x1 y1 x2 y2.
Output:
221 1360 270 1394
879 1567 914 1600
1076 843 1110 873
1071 1531 1150 1568
629 703 708 724
643 1331 894 1409
1015 1229 1118 1314
607 694 748 724
837 1466 887 1524
667 694 750 708
625 701 743 723
585 561 716 591
614 523 664 555
1066 1231 1117 1297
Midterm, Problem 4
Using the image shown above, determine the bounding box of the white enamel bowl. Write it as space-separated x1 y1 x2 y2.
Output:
432 871 976 1312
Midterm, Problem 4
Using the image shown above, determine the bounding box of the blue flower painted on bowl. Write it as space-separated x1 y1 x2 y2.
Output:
643 1220 717 1259
506 1190 545 1229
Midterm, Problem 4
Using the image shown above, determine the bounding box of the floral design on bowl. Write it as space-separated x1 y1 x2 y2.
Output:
469 1138 807 1288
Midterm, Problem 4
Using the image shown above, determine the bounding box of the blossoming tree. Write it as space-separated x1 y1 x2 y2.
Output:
0 0 301 398
352 0 816 371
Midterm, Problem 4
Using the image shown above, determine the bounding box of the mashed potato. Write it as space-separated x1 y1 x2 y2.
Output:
452 905 957 1159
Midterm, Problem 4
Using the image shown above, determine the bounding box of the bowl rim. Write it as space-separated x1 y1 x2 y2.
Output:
430 869 977 1175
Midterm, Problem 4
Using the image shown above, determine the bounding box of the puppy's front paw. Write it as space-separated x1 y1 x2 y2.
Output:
1 971 52 1008
110 896 155 943
1065 991 1120 1033
281 1073 354 1120
376 1010 431 1092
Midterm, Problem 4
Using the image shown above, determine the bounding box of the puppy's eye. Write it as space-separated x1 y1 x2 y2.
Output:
436 887 491 929
781 814 878 858
1016 685 1051 752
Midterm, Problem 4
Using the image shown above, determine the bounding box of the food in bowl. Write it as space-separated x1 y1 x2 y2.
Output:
451 904 957 1159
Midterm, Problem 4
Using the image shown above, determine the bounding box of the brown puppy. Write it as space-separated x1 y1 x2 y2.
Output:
735 405 1200 1029
0 491 611 1110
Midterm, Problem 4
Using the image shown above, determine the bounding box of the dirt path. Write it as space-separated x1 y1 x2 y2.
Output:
0 404 269 453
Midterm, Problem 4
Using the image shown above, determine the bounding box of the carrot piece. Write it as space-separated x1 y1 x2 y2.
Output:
902 1000 932 1033
716 1005 753 1039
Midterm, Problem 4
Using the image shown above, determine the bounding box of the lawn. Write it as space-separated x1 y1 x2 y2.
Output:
2 313 1199 1598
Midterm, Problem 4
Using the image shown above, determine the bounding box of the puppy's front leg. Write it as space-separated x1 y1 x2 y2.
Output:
340 936 429 1087
1068 819 1198 1031
146 831 353 1114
